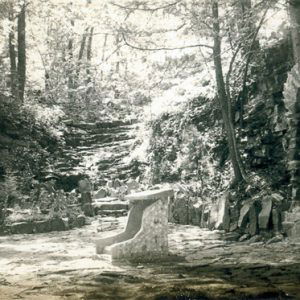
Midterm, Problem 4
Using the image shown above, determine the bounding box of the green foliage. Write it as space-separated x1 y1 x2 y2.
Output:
0 174 22 224
140 96 231 202
0 93 66 204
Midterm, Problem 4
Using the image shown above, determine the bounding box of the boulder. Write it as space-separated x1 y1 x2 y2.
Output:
258 196 272 230
272 208 281 232
238 200 253 229
69 214 86 228
34 220 51 233
77 215 86 226
10 222 34 234
229 206 239 232
169 196 189 225
200 205 210 228
248 204 258 236
49 217 68 232
82 203 94 217
209 202 218 229
215 194 230 230
78 178 92 193
189 205 201 226
94 188 107 199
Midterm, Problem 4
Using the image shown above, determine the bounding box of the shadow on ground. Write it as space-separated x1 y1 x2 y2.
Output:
0 217 300 299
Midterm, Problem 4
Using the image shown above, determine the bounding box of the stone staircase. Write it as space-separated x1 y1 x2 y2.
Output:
53 120 139 186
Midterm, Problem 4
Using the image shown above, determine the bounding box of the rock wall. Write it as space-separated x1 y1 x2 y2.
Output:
170 39 296 238
239 39 292 187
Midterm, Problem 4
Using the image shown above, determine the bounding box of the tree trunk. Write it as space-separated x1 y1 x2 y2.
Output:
75 27 89 86
78 28 89 61
17 3 26 103
115 34 120 74
8 12 18 100
67 19 75 101
86 27 94 86
100 33 108 81
212 0 246 185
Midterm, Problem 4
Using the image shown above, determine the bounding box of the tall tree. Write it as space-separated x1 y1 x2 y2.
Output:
211 0 247 185
86 26 94 95
8 6 17 100
17 1 26 103
67 19 75 100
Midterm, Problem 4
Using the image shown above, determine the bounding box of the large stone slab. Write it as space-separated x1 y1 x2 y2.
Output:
215 194 230 230
93 197 129 216
258 196 272 230
96 188 173 261
238 200 253 229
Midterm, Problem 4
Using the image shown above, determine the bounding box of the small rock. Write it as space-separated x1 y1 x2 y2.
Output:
266 234 284 245
94 188 107 199
107 180 114 188
113 179 122 188
137 265 144 269
127 179 140 191
239 234 250 242
76 215 86 227
271 193 284 203
247 235 262 244
224 232 241 242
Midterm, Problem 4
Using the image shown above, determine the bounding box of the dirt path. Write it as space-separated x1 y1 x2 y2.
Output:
0 217 300 299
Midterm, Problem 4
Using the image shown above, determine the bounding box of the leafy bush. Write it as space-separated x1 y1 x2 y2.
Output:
132 95 231 203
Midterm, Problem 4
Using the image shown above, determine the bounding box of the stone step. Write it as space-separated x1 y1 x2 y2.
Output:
96 209 128 217
56 120 138 183
93 202 129 211
68 138 133 149
82 134 134 145
93 198 129 216
65 120 133 130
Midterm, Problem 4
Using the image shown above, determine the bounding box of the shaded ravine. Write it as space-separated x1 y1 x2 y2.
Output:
0 217 300 299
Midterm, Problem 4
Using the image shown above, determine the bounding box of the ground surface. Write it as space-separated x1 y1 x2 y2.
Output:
0 216 300 300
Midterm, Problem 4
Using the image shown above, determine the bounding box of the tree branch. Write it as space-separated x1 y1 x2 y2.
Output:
225 42 242 103
110 0 181 12
121 33 213 51
240 3 270 101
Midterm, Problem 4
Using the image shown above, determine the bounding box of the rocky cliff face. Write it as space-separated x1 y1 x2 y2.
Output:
214 39 297 238
239 39 292 188
170 39 297 239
